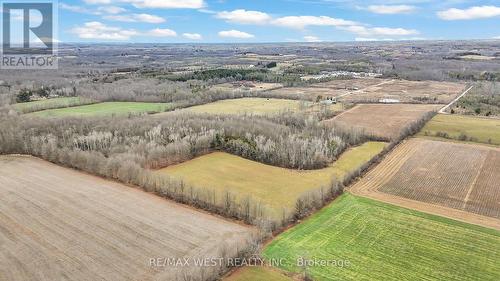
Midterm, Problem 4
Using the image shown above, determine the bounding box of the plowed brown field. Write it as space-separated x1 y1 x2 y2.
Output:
349 138 500 230
0 156 253 281
328 104 442 140
340 80 465 104
269 79 463 104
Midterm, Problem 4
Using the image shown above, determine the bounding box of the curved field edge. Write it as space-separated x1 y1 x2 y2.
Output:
158 142 386 219
263 193 500 281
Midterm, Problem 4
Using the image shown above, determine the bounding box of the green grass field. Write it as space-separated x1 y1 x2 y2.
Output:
28 102 173 117
13 97 95 114
160 142 385 218
418 114 500 146
182 98 343 115
225 267 293 281
263 193 500 281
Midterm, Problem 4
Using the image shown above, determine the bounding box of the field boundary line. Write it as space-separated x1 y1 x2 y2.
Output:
348 139 419 194
348 190 500 230
439 85 473 114
348 138 500 230
332 104 359 119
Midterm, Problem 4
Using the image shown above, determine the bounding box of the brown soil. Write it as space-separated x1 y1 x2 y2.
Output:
328 104 442 140
0 156 254 281
349 138 500 230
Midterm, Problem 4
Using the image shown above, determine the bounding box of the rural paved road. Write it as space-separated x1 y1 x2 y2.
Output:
439 85 474 114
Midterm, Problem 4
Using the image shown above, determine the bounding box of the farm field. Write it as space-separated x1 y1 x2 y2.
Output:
28 101 173 117
159 142 386 218
350 138 500 229
177 98 343 116
267 87 342 100
211 82 283 93
418 114 500 146
329 104 441 140
263 193 500 281
274 79 463 104
225 267 293 281
0 156 253 281
340 79 464 104
311 78 388 90
13 97 95 114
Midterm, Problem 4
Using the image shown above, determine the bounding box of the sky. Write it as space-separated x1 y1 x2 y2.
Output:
11 0 500 43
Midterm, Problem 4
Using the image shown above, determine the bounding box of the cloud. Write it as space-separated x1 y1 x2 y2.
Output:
304 36 322 42
198 8 216 14
340 25 419 36
70 21 138 40
272 16 356 29
216 9 271 25
121 0 205 9
60 3 92 14
494 36 500 39
104 13 165 23
83 0 110 4
183 33 202 40
147 28 177 37
437 6 500 20
96 6 126 14
61 3 126 15
218 30 254 39
366 5 416 14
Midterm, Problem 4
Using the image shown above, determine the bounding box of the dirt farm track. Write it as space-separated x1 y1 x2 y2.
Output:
349 138 500 230
0 156 253 281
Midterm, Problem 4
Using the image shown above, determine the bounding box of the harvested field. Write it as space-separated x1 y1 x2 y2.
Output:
329 104 441 140
211 82 283 93
310 78 387 90
265 87 342 100
28 102 173 117
350 138 500 229
159 142 386 218
263 193 500 281
175 98 343 116
267 79 391 101
418 114 500 146
0 156 253 281
267 79 464 104
340 80 464 104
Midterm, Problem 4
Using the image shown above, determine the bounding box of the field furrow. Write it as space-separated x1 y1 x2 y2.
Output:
349 138 500 230
0 156 254 281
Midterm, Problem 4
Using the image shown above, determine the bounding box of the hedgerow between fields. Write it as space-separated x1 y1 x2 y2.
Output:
0 107 434 233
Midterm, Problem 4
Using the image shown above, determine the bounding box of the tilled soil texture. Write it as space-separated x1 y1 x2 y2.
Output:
349 138 500 230
0 156 254 281
329 104 442 140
